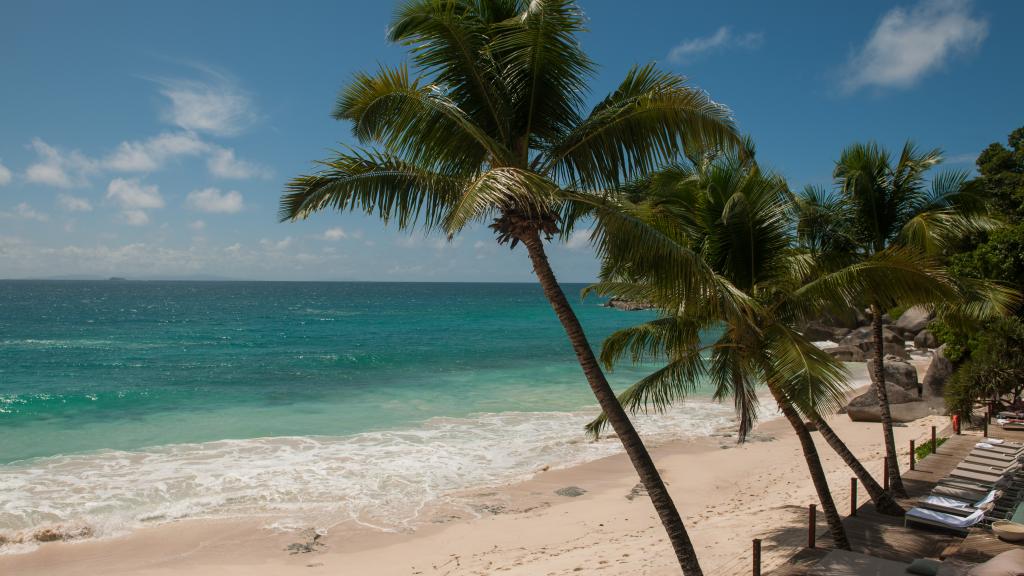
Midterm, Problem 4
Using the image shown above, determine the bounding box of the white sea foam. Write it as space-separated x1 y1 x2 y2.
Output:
0 402 738 551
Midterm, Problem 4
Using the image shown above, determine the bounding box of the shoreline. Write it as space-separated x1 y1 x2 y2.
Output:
0 358 950 575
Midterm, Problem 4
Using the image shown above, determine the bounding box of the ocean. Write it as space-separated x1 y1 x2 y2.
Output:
0 281 735 548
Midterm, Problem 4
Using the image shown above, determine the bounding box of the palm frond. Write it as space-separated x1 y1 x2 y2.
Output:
443 166 560 233
335 63 512 170
388 0 514 142
280 147 465 230
762 323 850 418
491 0 593 148
795 247 959 312
583 351 708 438
540 63 739 189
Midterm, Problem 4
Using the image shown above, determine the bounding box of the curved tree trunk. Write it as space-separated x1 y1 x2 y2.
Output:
769 386 852 550
869 303 907 498
810 414 904 516
520 229 704 575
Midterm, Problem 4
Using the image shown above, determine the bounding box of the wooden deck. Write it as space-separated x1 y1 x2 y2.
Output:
765 427 1024 575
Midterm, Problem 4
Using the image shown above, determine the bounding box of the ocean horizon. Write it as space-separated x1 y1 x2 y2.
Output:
0 280 736 548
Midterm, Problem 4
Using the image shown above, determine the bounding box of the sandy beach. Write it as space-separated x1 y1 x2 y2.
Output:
0 356 950 576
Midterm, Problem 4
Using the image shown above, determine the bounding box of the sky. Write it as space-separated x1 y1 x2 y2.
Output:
1 0 1021 282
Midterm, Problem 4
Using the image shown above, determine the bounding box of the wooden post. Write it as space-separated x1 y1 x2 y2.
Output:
850 477 858 516
752 538 761 576
808 504 816 548
931 426 937 454
910 440 916 471
883 456 890 491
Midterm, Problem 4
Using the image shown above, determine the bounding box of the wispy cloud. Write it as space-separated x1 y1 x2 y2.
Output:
1 202 50 222
667 26 763 63
106 178 164 226
155 70 258 137
24 138 99 188
58 194 93 212
0 161 11 186
104 132 208 172
841 0 988 93
206 147 271 179
322 227 347 241
564 228 593 251
186 187 245 214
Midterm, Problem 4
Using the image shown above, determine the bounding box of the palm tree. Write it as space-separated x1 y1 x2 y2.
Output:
799 141 998 498
585 156 858 548
279 2 743 574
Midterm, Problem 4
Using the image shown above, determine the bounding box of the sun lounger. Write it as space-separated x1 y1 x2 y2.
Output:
949 466 1016 484
905 507 986 533
983 438 1024 449
939 474 1012 491
957 461 1020 475
966 450 1022 464
975 443 1024 457
918 490 1001 516
932 483 994 501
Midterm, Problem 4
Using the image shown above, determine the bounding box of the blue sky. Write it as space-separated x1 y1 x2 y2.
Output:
1 0 1020 281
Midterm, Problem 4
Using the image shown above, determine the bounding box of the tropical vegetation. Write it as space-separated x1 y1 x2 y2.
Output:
790 141 1010 498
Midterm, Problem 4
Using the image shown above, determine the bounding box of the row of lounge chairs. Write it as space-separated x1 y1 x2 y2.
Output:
906 437 1024 534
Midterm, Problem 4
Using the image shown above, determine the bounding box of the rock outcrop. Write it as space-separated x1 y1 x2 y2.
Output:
603 298 654 311
846 384 930 422
867 356 920 392
922 344 954 399
914 329 939 349
892 306 934 338
827 345 866 362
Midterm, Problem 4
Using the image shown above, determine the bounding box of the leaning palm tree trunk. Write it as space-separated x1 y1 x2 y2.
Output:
521 230 704 576
769 386 852 550
810 415 904 515
869 303 908 497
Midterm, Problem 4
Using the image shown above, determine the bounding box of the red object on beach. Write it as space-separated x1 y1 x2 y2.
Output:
953 414 960 434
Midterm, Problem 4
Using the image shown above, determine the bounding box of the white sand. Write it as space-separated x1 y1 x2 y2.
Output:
1 358 949 575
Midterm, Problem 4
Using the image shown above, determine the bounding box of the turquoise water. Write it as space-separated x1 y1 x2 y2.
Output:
0 281 733 546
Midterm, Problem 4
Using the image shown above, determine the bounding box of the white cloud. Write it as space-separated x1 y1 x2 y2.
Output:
564 228 593 251
0 161 11 186
158 76 257 136
186 187 244 214
58 194 93 212
106 178 163 225
260 237 293 251
842 0 988 92
24 138 99 188
190 219 206 230
105 132 208 172
322 227 347 240
667 26 763 63
122 210 151 226
207 147 271 179
1 202 50 222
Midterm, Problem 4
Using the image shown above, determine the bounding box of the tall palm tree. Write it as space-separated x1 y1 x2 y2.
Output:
798 141 1000 498
584 157 859 548
279 2 743 573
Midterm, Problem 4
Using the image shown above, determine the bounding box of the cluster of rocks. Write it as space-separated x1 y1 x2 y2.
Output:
803 305 938 363
801 306 953 422
603 298 655 311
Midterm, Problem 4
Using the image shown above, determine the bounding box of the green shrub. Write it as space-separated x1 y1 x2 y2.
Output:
915 437 948 460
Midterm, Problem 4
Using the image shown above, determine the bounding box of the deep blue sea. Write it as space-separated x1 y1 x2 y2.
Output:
0 281 734 547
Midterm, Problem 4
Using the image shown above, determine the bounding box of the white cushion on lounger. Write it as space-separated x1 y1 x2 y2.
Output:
907 507 986 529
923 495 975 512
